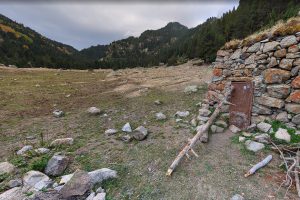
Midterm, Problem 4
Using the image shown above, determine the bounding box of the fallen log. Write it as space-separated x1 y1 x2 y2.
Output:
166 84 232 176
244 155 272 177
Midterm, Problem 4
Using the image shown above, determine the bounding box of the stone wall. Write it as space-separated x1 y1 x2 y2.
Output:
210 32 300 128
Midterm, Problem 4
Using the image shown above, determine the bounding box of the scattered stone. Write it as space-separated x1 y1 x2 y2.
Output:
242 132 252 137
215 120 228 128
190 118 197 127
87 107 101 115
257 122 272 133
133 126 148 141
17 145 33 155
275 128 291 142
120 135 132 143
254 133 270 144
155 112 167 120
59 170 92 199
239 136 246 143
246 123 257 132
88 168 117 185
0 187 26 200
35 148 50 154
197 116 209 122
122 122 132 133
280 35 297 48
210 125 224 133
245 140 265 152
229 125 241 133
154 100 162 105
50 138 73 147
45 153 69 176
184 85 198 94
94 193 106 200
23 170 51 191
198 108 211 117
231 194 245 200
285 122 296 129
104 129 118 136
292 114 300 125
175 111 190 118
276 112 289 122
0 162 16 175
175 118 183 123
8 179 22 188
53 109 64 118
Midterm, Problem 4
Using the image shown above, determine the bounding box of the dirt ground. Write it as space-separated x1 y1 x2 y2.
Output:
0 61 298 199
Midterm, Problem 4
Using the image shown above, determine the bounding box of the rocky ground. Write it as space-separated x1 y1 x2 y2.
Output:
0 61 299 199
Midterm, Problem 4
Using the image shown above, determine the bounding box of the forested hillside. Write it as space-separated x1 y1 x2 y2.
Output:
0 0 299 69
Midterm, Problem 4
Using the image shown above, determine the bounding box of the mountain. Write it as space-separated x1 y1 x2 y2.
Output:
0 0 299 69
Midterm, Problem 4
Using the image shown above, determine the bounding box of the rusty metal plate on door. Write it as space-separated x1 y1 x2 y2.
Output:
229 81 253 130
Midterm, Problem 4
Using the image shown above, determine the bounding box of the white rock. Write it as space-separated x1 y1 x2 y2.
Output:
88 168 117 185
242 132 252 137
104 129 118 136
245 140 265 152
198 108 211 117
184 85 198 94
229 125 241 133
96 187 105 194
254 133 270 144
122 122 132 133
257 122 272 133
53 110 64 118
275 128 291 142
155 112 166 120
23 171 51 191
17 145 33 155
231 194 245 200
175 111 190 118
154 100 162 105
0 162 16 175
239 136 246 143
87 107 101 115
175 118 183 123
93 193 106 200
50 138 73 147
35 148 50 154
86 192 96 200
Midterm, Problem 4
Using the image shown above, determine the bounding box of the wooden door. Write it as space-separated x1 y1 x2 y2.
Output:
229 81 253 130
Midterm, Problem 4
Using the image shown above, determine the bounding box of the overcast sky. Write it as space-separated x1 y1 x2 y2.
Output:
0 2 238 50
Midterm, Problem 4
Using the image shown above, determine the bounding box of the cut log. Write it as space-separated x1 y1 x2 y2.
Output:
244 155 272 177
166 84 232 176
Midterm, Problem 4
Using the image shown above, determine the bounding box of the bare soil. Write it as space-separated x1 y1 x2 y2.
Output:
0 62 298 199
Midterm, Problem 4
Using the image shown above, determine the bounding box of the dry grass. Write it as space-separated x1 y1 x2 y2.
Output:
223 16 300 50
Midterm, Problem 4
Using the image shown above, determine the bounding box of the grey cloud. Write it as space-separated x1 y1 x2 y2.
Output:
0 2 238 49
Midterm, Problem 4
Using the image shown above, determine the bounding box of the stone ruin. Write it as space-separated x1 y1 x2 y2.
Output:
208 31 300 129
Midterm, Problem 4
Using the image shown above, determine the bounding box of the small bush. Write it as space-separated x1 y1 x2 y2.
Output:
29 155 50 172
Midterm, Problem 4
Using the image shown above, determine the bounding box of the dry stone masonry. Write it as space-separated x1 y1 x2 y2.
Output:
210 32 300 128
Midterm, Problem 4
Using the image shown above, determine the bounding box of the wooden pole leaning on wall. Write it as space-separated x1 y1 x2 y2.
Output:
166 83 233 176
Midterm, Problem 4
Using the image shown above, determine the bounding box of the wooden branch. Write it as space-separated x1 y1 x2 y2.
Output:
166 84 232 176
244 155 272 177
295 150 300 198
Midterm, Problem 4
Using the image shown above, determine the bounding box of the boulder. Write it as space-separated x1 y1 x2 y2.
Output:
275 128 291 142
247 42 260 53
254 133 270 144
198 108 211 117
50 138 73 147
23 170 51 191
229 125 241 133
266 84 290 99
175 111 190 118
45 154 69 176
263 69 290 84
0 187 26 200
280 35 297 48
245 140 265 152
292 114 300 125
263 41 279 52
53 110 64 118
279 59 293 70
59 170 92 199
184 85 198 94
255 95 284 108
274 49 287 58
155 112 167 120
276 112 289 122
88 168 117 185
87 107 101 115
285 103 300 114
17 145 33 155
35 148 50 154
122 122 132 133
292 76 300 88
133 126 148 141
104 129 118 136
8 179 22 188
0 162 16 175
286 91 300 103
257 122 272 133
